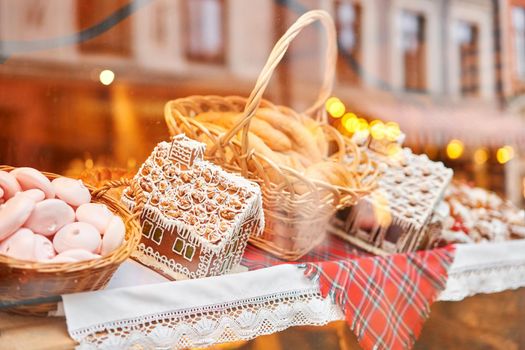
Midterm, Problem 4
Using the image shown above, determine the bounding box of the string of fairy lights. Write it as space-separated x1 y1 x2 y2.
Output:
326 97 402 142
326 97 515 165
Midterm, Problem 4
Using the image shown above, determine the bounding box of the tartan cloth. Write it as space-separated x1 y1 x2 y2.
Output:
301 245 455 350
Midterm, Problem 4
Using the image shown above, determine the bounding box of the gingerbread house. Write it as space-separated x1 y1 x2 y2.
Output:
331 133 453 254
122 135 264 280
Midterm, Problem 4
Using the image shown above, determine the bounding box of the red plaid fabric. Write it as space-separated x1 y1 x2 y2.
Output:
302 246 455 350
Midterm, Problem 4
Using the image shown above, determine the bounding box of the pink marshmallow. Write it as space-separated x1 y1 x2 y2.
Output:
53 222 101 253
76 203 114 233
55 249 101 262
101 216 125 256
0 195 35 241
24 199 75 236
11 167 55 199
0 228 35 261
20 189 46 202
33 234 56 261
0 170 21 200
52 177 91 207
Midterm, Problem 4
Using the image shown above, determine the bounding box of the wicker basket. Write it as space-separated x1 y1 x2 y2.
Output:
164 11 378 260
0 166 141 316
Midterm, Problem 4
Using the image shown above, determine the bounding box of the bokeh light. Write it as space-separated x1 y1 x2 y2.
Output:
327 99 345 118
446 139 464 159
99 69 115 86
473 148 489 165
496 145 515 164
325 97 340 109
385 122 401 141
342 113 359 132
370 120 385 140
357 118 369 131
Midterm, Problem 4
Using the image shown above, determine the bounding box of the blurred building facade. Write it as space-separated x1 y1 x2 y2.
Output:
0 0 525 206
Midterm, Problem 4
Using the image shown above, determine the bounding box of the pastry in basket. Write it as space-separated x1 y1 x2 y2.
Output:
196 107 375 190
122 134 264 280
331 133 453 254
0 167 126 263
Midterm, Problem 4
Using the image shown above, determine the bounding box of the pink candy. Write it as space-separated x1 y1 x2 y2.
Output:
0 195 35 241
0 167 126 263
52 177 91 207
24 199 75 236
76 203 114 233
0 171 22 200
11 167 55 199
33 234 56 261
55 249 102 262
21 189 46 202
0 228 35 261
53 222 101 253
101 216 126 256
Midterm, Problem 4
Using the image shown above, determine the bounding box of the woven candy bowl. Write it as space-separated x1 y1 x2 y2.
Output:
0 166 141 316
165 11 379 260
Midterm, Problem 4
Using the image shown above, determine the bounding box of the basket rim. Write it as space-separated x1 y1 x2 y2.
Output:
0 165 141 273
164 94 380 209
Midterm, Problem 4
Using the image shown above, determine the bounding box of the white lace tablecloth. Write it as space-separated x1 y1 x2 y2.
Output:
61 239 525 349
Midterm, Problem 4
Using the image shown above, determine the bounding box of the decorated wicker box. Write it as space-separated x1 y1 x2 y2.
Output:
122 134 264 280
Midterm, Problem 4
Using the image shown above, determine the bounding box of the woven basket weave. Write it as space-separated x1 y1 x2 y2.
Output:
164 11 378 260
0 165 141 316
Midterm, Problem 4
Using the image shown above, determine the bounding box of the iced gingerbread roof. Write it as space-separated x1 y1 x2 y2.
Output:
122 135 263 250
366 147 453 231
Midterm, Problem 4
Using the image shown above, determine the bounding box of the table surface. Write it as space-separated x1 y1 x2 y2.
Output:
1 288 523 350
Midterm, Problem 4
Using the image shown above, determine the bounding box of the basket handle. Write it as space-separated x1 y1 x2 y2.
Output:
220 10 337 170
91 178 132 198
91 178 145 219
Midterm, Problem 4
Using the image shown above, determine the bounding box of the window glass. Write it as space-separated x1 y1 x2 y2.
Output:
335 1 361 83
513 7 525 80
401 11 426 92
455 21 479 96
184 0 226 63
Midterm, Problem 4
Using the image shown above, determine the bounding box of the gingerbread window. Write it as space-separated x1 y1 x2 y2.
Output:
151 227 164 245
172 238 185 255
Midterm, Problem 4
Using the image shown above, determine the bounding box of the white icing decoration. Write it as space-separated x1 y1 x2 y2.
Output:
123 134 264 279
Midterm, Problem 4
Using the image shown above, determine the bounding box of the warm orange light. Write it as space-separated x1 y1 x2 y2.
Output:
342 113 359 133
371 191 392 227
99 69 115 85
327 98 345 118
473 148 488 165
369 120 382 127
496 145 515 164
85 158 94 169
386 121 400 129
385 122 401 141
127 158 137 169
446 139 464 159
522 178 525 199
386 143 401 156
370 121 386 140
325 97 340 110
357 118 369 131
